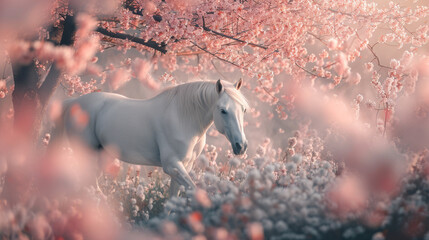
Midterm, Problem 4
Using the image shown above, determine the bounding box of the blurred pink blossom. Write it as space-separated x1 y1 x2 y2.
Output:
133 58 160 90
109 68 130 90
334 52 349 76
194 189 211 208
326 175 368 218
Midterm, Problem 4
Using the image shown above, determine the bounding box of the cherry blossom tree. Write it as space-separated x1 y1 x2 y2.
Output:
2 0 428 141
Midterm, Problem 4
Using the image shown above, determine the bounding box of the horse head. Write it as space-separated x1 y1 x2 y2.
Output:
213 79 248 155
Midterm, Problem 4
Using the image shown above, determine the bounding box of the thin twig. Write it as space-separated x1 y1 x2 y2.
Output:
2 57 8 79
196 16 268 50
367 43 392 69
190 41 243 69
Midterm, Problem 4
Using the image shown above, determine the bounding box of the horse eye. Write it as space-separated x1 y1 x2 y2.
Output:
244 108 247 113
221 109 227 114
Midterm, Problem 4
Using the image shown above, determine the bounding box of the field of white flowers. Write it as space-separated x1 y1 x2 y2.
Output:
93 125 429 239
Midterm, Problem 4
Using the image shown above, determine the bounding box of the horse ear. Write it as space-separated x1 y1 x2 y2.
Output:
216 79 223 94
234 78 243 90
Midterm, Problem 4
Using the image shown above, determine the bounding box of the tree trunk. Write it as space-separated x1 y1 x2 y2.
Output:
2 14 76 204
11 14 76 142
11 62 43 141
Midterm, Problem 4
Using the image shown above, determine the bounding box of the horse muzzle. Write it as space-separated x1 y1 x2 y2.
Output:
232 141 248 155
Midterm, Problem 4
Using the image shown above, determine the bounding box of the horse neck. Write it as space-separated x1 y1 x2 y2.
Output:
189 98 216 136
199 105 216 135
177 87 217 136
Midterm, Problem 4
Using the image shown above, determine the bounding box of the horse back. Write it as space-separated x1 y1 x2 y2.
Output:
62 92 126 149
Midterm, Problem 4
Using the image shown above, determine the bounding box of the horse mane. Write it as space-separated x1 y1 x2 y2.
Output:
156 80 248 130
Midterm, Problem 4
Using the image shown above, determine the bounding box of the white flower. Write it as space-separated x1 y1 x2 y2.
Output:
132 210 138 217
262 219 273 230
196 155 209 169
235 170 246 180
256 145 266 156
229 157 241 168
136 185 146 201
204 173 219 185
254 157 266 168
264 164 275 174
248 169 261 180
217 180 230 193
372 232 385 240
275 220 288 232
251 208 266 220
291 154 303 164
321 161 331 170
286 162 297 173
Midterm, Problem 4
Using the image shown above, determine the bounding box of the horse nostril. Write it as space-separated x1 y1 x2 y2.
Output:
235 142 242 151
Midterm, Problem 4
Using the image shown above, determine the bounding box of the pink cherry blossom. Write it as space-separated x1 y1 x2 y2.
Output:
109 68 130 90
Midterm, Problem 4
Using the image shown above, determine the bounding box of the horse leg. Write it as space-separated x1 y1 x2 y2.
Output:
162 159 196 193
95 173 103 193
92 151 107 199
169 158 197 198
169 180 181 198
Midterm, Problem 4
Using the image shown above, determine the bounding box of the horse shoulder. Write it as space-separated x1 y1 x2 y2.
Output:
157 123 198 163
153 96 205 164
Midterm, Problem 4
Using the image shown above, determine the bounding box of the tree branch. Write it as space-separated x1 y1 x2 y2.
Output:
122 0 162 22
96 27 167 54
195 17 268 50
367 43 392 70
38 14 77 106
122 2 267 51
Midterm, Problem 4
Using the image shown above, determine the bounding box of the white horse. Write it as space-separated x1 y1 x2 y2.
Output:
55 79 248 197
